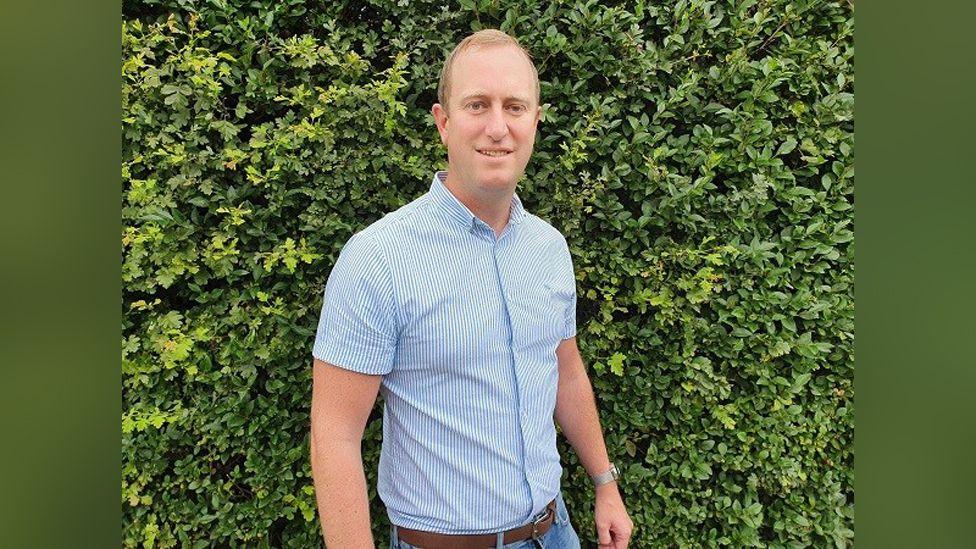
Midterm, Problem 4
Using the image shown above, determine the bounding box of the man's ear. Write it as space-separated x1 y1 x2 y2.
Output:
431 103 449 145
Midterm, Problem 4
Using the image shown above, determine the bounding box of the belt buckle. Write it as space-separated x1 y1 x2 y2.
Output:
530 507 550 540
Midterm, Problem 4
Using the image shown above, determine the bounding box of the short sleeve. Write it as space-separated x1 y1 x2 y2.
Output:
312 233 398 375
559 237 577 340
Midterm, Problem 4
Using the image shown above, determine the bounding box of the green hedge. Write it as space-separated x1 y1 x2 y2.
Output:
122 0 853 546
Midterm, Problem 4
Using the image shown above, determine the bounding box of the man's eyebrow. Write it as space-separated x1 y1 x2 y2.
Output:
457 92 533 104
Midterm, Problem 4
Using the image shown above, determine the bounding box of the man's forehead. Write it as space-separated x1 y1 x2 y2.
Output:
452 43 533 72
449 44 537 101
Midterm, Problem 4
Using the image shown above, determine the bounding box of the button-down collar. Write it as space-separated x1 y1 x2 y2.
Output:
429 171 526 234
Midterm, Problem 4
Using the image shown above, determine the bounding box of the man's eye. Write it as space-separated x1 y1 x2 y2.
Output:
467 102 485 111
507 104 527 113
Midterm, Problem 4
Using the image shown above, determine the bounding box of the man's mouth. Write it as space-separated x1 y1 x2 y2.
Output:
477 149 513 158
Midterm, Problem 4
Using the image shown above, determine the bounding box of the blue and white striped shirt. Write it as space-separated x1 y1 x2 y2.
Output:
313 171 577 534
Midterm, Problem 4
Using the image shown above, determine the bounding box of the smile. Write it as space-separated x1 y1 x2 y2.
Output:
477 150 512 157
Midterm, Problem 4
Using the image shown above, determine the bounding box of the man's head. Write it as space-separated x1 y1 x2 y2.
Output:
432 30 541 194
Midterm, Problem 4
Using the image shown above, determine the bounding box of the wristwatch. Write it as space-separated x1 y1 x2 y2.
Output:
590 463 620 487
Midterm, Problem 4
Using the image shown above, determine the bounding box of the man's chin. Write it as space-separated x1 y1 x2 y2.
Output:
475 178 517 192
473 170 523 191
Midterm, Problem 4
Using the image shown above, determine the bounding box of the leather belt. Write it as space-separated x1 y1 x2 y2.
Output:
394 499 557 549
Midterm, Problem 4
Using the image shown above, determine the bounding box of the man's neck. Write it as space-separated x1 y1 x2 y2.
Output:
442 173 515 237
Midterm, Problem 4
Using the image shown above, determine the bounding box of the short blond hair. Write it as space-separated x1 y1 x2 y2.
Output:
437 29 540 109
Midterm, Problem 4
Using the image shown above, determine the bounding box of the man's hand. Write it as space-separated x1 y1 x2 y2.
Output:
594 483 633 548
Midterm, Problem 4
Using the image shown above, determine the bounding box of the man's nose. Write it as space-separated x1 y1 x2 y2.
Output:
484 106 509 141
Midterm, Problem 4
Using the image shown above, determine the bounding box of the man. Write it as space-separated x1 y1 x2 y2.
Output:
310 30 633 548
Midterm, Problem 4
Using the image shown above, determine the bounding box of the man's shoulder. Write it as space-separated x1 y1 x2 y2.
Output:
521 211 570 250
346 193 432 250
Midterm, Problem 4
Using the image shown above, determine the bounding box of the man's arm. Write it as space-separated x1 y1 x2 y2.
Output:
554 337 634 548
310 358 382 548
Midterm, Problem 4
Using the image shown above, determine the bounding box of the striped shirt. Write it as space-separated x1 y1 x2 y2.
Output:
313 171 577 534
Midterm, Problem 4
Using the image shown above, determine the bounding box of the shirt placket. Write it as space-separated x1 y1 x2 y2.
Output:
479 221 536 521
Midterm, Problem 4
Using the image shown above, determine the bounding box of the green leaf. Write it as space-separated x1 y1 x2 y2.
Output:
777 137 798 156
608 352 626 376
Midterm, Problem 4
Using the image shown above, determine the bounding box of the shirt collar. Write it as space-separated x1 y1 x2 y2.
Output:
428 171 525 231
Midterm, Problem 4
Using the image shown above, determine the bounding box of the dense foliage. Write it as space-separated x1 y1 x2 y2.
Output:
122 0 854 546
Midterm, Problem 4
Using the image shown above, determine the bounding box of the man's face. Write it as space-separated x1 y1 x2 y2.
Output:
432 44 541 193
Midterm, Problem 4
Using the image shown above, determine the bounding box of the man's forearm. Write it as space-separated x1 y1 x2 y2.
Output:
554 342 633 545
554 366 614 479
310 437 374 548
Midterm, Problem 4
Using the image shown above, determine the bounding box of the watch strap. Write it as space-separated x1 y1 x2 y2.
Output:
591 463 619 487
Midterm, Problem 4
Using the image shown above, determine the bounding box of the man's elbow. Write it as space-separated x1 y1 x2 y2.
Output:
310 416 364 460
557 359 589 390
